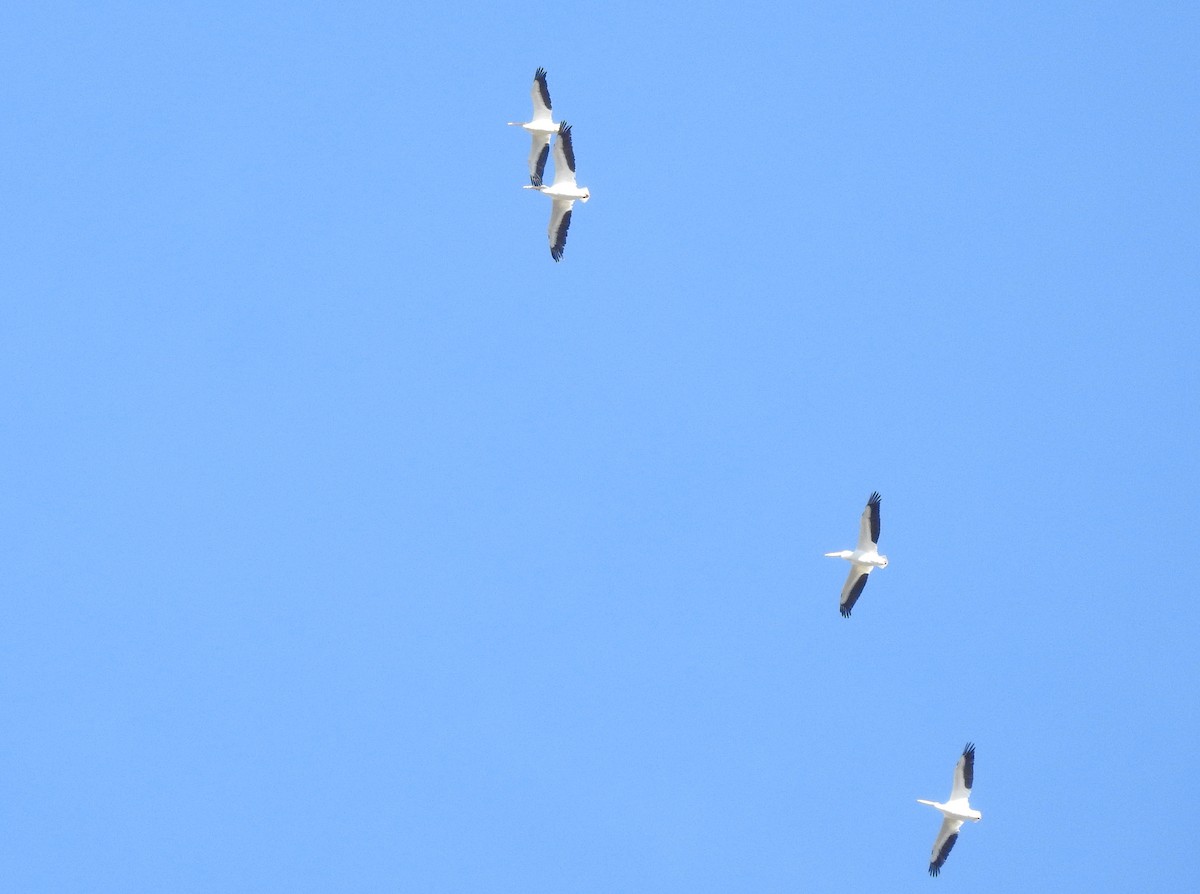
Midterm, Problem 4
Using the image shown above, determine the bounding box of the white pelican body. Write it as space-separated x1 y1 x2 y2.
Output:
825 491 887 617
917 743 982 877
508 68 557 187
523 121 590 261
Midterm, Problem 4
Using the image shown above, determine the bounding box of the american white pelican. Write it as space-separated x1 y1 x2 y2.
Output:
824 492 888 617
917 743 982 877
507 67 557 187
523 121 590 261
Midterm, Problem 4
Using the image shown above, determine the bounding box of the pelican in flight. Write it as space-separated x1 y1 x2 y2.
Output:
917 743 982 877
824 492 887 617
523 121 590 261
507 67 557 187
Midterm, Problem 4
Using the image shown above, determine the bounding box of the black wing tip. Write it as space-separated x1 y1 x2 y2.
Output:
558 120 572 135
964 742 976 758
867 491 882 506
534 66 547 78
840 605 852 618
529 175 542 187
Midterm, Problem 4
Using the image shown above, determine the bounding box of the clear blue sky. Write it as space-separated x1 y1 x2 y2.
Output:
3 1 1198 890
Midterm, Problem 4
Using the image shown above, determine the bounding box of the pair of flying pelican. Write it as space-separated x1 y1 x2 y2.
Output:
826 494 983 875
508 68 590 262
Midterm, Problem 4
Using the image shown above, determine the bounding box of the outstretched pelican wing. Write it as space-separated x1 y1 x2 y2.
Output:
838 566 871 618
856 491 882 552
928 817 964 877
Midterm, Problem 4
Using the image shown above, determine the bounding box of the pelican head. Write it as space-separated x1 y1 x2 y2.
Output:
579 188 591 203
878 554 889 568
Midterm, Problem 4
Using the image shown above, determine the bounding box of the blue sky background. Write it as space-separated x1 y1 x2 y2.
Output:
3 1 1198 890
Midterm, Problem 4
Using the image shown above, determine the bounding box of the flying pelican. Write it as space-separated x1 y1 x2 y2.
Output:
824 492 888 617
507 67 557 187
917 743 982 877
523 121 590 261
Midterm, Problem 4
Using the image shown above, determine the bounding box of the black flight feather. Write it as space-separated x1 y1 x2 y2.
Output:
866 491 882 544
533 67 552 111
840 573 869 618
557 121 576 173
531 142 549 187
929 833 958 877
550 208 572 262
